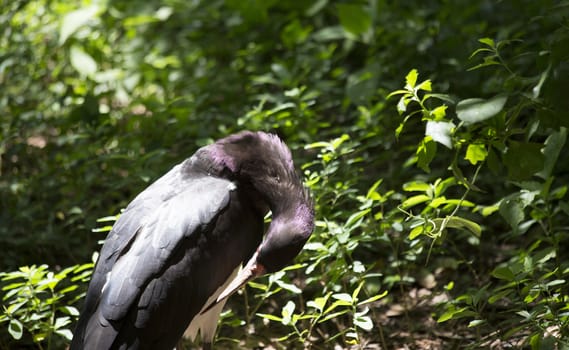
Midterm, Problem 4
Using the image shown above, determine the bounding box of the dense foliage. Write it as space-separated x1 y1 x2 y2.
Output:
2 0 569 348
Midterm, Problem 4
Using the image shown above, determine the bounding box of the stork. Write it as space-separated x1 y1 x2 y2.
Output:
70 131 314 349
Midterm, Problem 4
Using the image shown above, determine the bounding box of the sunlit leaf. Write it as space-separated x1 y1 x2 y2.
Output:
8 319 23 340
59 6 99 45
444 216 482 237
405 69 418 89
70 46 97 77
401 194 431 208
426 121 454 149
358 290 388 306
354 315 373 331
456 95 507 124
465 143 488 165
257 313 283 322
416 136 436 172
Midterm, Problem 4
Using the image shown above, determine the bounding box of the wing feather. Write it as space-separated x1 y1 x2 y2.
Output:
100 176 235 322
71 160 237 349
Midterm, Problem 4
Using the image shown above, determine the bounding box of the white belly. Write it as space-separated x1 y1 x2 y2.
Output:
183 267 240 344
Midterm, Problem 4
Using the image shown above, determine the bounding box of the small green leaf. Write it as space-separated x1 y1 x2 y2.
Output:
401 194 431 209
437 307 467 323
408 225 424 240
336 4 371 35
257 313 283 322
426 121 454 149
488 289 512 304
247 281 268 291
8 319 23 340
456 95 507 124
366 179 383 199
275 280 302 294
59 6 99 45
417 79 432 92
478 37 496 48
358 290 388 306
431 105 448 120
444 216 482 237
468 319 486 327
405 69 418 89
465 144 488 165
55 329 73 341
281 301 296 325
503 141 545 181
60 306 80 316
307 294 330 312
417 137 437 172
332 293 353 304
345 209 371 228
312 25 351 42
492 266 516 281
537 127 567 179
499 197 524 230
354 315 374 331
403 181 431 193
70 46 98 77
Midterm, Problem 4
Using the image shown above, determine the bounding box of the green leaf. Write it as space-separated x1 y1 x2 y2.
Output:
70 46 98 77
354 315 373 331
275 280 302 294
332 293 353 304
281 300 296 325
257 313 283 322
405 69 418 89
408 225 424 240
312 26 351 42
336 4 371 36
431 105 448 120
59 5 99 45
417 137 437 172
345 209 371 228
465 144 488 165
305 0 328 16
468 319 486 327
358 291 388 306
403 181 431 193
55 329 73 341
417 79 432 92
488 288 513 304
366 179 383 200
444 216 482 237
307 294 330 312
499 197 524 230
60 306 80 316
503 141 545 181
437 307 467 323
478 37 496 48
492 266 516 281
425 121 454 149
537 127 567 179
8 319 23 340
456 95 507 124
401 194 431 209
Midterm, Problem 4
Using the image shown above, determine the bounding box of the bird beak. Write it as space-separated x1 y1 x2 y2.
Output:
201 251 265 314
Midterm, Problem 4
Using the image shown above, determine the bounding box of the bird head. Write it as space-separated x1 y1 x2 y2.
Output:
200 131 315 313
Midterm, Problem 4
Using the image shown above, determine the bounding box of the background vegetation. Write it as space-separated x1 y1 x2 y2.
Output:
2 0 569 348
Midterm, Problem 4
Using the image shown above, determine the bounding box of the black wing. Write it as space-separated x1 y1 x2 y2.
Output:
71 160 237 349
